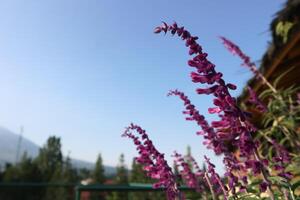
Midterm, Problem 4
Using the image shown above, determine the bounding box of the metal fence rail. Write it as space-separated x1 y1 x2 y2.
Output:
0 182 195 200
0 182 76 187
75 183 193 200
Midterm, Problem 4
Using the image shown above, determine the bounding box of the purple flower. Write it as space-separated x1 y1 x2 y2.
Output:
173 152 204 192
245 160 263 175
247 86 267 112
122 123 179 200
260 181 269 192
220 36 277 94
156 21 256 154
204 156 228 198
155 22 273 195
270 140 292 181
219 36 258 75
167 90 221 153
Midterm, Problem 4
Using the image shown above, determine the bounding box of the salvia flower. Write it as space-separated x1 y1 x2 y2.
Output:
260 181 269 192
157 22 256 161
271 140 292 180
220 36 277 93
219 36 257 75
204 156 228 199
173 151 204 192
223 155 243 194
122 123 179 200
167 89 218 151
155 22 276 199
185 155 204 178
247 86 267 112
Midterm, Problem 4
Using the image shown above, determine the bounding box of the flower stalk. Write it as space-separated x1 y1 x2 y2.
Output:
204 172 217 200
253 149 275 200
220 36 277 94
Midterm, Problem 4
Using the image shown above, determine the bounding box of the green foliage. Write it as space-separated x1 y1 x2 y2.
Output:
239 73 300 199
63 156 78 183
0 153 43 200
93 153 106 184
44 163 67 200
129 159 165 200
108 153 129 200
183 146 203 200
275 21 294 43
116 154 128 185
0 136 80 200
257 83 300 158
35 136 64 182
77 167 91 180
38 137 74 200
90 153 106 200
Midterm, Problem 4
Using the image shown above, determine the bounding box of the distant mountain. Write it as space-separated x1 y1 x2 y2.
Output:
0 127 116 175
0 127 39 164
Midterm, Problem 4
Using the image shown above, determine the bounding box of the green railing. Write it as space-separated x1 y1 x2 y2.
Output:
0 182 194 200
0 182 76 187
75 183 194 200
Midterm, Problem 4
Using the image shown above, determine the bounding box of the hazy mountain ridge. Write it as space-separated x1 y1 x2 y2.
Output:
0 127 116 175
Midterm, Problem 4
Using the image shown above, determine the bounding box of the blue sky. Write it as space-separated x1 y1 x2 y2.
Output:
0 0 284 173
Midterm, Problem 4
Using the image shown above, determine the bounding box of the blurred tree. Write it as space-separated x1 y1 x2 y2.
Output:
129 158 165 200
63 155 77 183
184 146 202 200
186 145 193 170
92 153 106 184
34 136 68 200
77 168 91 180
0 137 79 200
108 154 128 200
129 159 147 200
90 153 106 200
1 153 42 200
62 155 78 199
115 153 128 200
173 161 182 184
35 136 63 182
115 154 128 185
44 163 67 200
0 165 3 181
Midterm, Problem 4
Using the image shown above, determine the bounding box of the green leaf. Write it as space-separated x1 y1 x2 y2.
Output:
292 180 300 191
268 176 290 189
236 193 260 200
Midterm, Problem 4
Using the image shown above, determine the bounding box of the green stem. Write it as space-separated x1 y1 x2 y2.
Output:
250 63 277 94
253 150 275 200
289 187 296 200
258 73 277 94
204 172 217 200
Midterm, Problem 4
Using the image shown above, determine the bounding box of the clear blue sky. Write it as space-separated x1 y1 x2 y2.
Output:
0 0 284 173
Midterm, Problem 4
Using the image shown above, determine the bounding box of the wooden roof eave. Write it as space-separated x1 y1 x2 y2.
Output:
253 25 300 92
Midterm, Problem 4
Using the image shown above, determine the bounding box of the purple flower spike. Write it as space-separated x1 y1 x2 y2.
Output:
204 156 228 199
219 36 257 75
247 87 267 112
167 90 219 151
157 21 259 156
220 36 277 94
173 152 204 192
123 124 179 200
270 140 292 181
260 181 269 192
156 22 277 198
